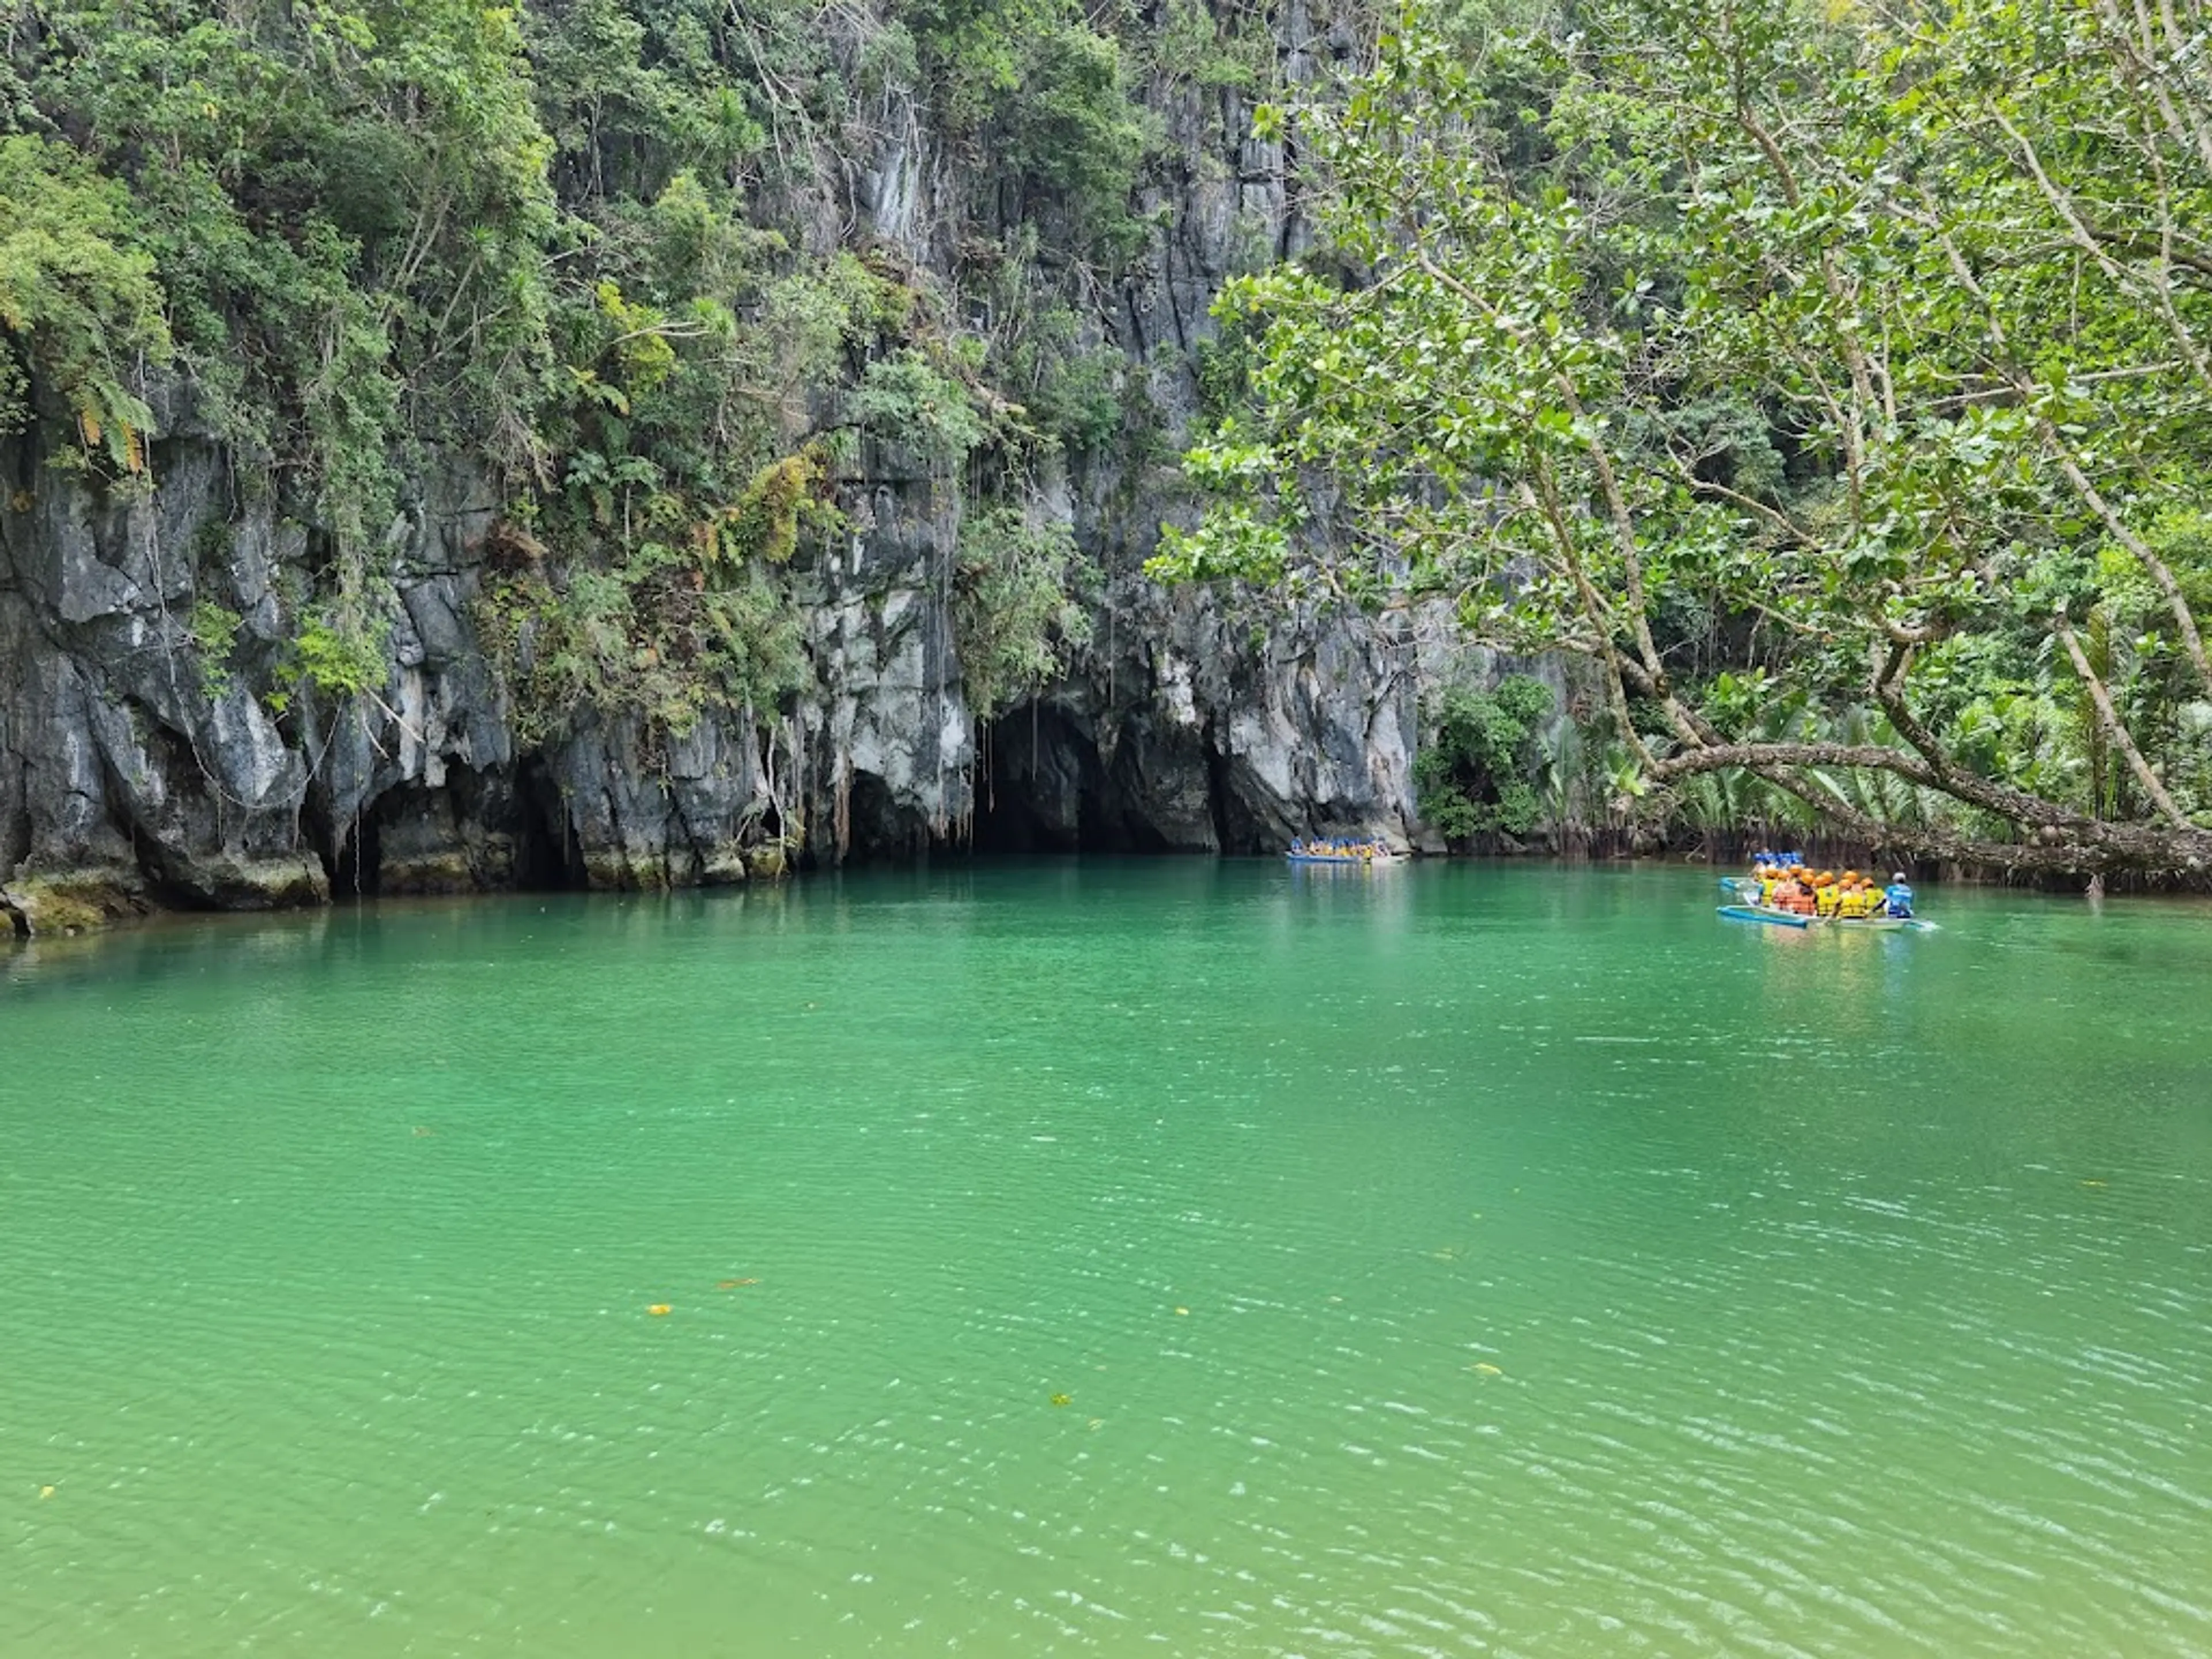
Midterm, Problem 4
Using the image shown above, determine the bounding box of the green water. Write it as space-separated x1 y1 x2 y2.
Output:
3 861 2209 1658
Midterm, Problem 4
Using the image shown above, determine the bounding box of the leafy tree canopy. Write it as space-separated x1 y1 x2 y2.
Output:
1158 0 2212 873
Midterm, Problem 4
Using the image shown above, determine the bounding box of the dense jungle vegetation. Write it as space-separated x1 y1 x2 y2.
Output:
0 0 1214 740
1168 0 2212 874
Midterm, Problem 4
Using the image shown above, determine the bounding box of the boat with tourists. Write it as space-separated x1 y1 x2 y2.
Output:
1286 838 1401 867
1717 853 1936 931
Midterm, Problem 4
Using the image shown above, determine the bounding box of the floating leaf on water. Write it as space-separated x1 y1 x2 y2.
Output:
647 1304 672 1316
715 1279 759 1289
39 1485 55 1499
1175 1307 1190 1316
1472 1362 1503 1376
1050 1392 1072 1407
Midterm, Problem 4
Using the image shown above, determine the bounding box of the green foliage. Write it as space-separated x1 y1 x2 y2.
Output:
476 541 808 744
1162 0 2212 866
1027 342 1124 454
1414 675 1554 842
530 0 767 198
906 0 1156 261
953 503 1094 719
270 613 391 713
997 17 1151 256
5 0 1180 760
716 450 832 566
189 599 244 695
1146 0 1275 91
849 349 988 471
1192 315 1257 424
0 135 169 468
6 0 560 653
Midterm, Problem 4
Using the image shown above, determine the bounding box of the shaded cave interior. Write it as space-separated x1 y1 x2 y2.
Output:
74 698 1279 914
969 699 1270 855
311 760 590 901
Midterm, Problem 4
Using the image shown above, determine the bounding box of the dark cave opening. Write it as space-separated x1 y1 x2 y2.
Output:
971 702 1180 854
836 771 939 863
327 806 381 901
514 759 587 889
300 783 381 902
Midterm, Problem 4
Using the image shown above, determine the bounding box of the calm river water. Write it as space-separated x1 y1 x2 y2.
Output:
3 861 2209 1657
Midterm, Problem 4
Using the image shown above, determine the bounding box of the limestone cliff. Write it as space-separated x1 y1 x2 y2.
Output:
0 0 1423 934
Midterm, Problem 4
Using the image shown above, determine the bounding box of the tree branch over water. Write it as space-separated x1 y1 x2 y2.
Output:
1154 0 2212 874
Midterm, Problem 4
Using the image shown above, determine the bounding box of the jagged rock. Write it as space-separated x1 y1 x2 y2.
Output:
0 0 1439 927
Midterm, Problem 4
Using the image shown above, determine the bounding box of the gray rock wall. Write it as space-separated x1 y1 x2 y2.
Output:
1 0 1429 934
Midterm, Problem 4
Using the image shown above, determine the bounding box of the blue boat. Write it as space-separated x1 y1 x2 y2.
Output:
1286 839 1400 866
1834 914 1937 933
1718 904 1936 933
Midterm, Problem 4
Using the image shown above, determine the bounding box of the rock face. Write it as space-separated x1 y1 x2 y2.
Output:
973 574 1419 853
0 1 1424 934
0 420 330 931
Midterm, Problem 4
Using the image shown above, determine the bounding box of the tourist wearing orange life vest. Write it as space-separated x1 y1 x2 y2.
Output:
1774 865 1817 915
1741 863 1916 921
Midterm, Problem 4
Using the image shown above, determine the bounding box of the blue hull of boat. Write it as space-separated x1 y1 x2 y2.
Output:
1719 903 1810 927
1718 904 1936 933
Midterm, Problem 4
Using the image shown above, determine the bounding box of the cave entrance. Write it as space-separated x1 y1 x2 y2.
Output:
972 702 1076 853
972 701 1177 854
302 786 381 903
514 759 586 889
839 771 937 863
329 809 381 900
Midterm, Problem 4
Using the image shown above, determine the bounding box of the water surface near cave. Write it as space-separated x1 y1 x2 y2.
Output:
4 861 2210 1657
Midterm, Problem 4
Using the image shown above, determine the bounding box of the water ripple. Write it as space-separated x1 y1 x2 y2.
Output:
3 865 2210 1656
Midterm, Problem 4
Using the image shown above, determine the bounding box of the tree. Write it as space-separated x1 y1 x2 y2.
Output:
1155 0 2212 874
